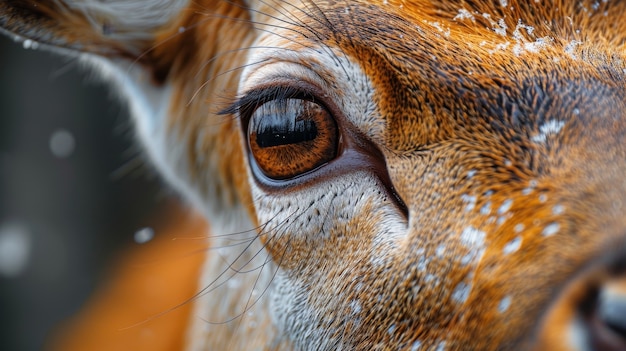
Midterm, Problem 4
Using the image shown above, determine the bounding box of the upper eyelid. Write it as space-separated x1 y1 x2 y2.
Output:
218 80 326 117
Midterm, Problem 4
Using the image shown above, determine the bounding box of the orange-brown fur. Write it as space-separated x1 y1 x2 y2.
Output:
3 1 626 350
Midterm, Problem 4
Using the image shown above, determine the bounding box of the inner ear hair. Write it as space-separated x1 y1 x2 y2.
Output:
0 0 189 57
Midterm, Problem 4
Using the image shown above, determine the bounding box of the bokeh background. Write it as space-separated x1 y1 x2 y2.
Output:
0 35 174 350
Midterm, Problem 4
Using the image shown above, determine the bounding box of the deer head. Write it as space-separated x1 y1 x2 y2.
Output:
2 1 626 350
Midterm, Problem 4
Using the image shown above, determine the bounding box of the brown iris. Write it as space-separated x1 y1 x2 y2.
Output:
248 98 338 180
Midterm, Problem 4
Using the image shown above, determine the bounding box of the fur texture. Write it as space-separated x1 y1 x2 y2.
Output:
2 1 626 350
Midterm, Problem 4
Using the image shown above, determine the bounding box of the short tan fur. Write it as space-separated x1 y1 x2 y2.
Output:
2 1 626 350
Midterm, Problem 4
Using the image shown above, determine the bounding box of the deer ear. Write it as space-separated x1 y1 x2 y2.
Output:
0 0 189 58
1 1 257 222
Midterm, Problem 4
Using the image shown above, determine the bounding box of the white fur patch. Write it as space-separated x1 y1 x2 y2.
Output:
532 120 565 143
65 0 189 40
238 41 414 348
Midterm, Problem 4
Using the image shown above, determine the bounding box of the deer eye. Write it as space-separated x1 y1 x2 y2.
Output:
247 98 338 180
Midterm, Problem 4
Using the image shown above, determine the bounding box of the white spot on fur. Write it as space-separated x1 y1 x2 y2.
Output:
498 296 512 313
489 41 511 54
542 222 560 237
512 19 535 39
522 180 537 195
436 244 446 258
416 249 430 272
424 273 438 285
552 204 565 215
480 201 492 215
494 19 508 36
498 199 513 215
532 120 565 143
512 37 552 56
453 9 475 22
461 226 486 248
496 214 511 226
503 236 522 255
452 282 472 303
460 227 486 265
461 194 477 212
539 194 548 203
350 300 362 314
411 340 423 351
565 40 583 59
511 19 544 57
436 340 447 351
514 223 525 233
425 21 451 37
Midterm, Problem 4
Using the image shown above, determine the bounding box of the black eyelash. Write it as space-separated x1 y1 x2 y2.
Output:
218 84 318 118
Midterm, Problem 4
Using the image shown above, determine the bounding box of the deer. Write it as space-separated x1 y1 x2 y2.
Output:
2 0 626 350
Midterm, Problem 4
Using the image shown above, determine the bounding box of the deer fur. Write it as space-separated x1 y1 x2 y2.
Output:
2 1 626 350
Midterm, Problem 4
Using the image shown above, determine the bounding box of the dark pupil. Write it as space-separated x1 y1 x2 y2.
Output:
256 118 318 148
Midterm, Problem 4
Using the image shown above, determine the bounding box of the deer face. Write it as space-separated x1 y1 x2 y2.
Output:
2 1 626 350
234 2 626 349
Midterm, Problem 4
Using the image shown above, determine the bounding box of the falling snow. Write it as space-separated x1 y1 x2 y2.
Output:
49 129 76 158
134 227 155 244
0 221 31 278
22 39 39 50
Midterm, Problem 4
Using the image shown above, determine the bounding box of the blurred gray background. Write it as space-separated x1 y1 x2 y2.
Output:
0 36 173 350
